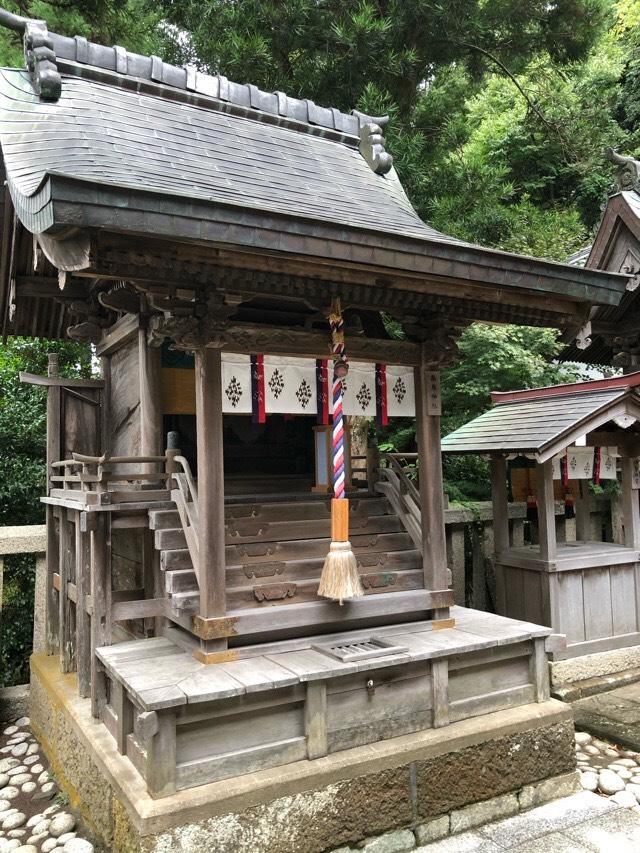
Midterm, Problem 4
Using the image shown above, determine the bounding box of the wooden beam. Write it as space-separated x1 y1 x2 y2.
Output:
490 456 509 557
20 371 105 389
75 514 91 698
90 513 111 718
95 313 139 357
622 456 640 549
139 323 163 458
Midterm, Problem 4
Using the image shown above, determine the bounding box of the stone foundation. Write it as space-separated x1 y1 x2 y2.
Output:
30 653 576 853
550 646 640 700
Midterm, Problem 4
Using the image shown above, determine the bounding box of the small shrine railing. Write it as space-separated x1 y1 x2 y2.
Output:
49 453 172 505
376 453 422 550
167 452 200 585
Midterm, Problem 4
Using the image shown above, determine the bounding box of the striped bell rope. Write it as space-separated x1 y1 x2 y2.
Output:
317 298 363 604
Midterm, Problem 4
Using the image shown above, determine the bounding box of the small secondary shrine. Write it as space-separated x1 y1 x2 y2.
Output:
0 7 631 850
442 373 640 664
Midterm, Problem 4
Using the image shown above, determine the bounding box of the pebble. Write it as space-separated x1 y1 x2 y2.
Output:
6 769 26 778
25 835 47 847
0 842 20 851
1 730 17 739
0 778 7 791
5 833 24 840
575 731 592 745
36 773 48 786
21 759 36 770
24 747 37 758
580 771 598 791
40 782 56 794
8 748 25 760
28 766 42 777
40 840 57 853
611 789 639 808
0 762 18 775
604 748 620 758
57 833 76 844
13 847 37 853
62 841 94 853
31 820 49 836
598 769 625 794
0 802 10 814
24 816 42 829
0 790 19 802
14 720 28 729
612 767 633 780
584 744 599 755
8 777 28 788
575 751 590 761
49 814 76 838
19 784 34 796
626 782 640 802
42 806 60 817
614 757 637 767
1 814 26 831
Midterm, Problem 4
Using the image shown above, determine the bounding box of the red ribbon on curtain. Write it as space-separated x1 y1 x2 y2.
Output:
250 354 265 424
375 363 388 426
316 358 329 425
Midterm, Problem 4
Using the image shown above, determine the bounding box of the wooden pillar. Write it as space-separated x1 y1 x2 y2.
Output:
194 347 227 659
75 514 91 698
575 480 593 541
414 359 449 620
139 326 163 458
58 511 75 673
490 456 509 557
90 513 111 718
622 456 640 549
536 459 556 562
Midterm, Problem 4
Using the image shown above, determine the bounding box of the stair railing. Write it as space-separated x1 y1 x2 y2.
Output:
167 453 200 585
376 453 422 550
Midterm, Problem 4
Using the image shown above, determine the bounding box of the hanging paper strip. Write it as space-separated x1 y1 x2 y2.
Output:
250 354 265 423
221 353 252 414
316 358 329 425
386 365 416 418
375 363 388 427
552 446 618 480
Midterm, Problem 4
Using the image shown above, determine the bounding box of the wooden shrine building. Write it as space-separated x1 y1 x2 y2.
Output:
0 8 633 850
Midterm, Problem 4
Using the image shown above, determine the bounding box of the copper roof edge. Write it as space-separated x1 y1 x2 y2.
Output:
490 371 640 405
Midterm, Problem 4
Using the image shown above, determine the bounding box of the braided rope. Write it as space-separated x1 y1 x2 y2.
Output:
330 309 346 500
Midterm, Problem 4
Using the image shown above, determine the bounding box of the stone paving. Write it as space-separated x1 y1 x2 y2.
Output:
573 680 640 751
0 717 94 853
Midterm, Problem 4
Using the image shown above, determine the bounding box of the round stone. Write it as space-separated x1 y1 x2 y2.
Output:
36 773 48 786
40 840 57 853
615 758 637 768
575 751 590 761
19 784 35 796
580 771 598 791
25 835 47 847
24 817 42 829
0 802 10 815
9 776 29 788
13 847 38 853
575 731 592 745
626 782 640 802
0 779 7 792
0 841 20 851
2 729 17 738
0 790 19 802
62 840 94 853
6 769 26 778
611 789 638 808
28 766 42 777
40 782 56 794
14 720 28 730
49 814 75 838
42 806 60 817
604 748 620 758
0 762 18 775
1 815 25 832
598 769 625 795
5 833 24 840
31 821 49 837
8 748 25 761
24 747 37 758
584 744 600 755
20 759 36 769
57 833 76 845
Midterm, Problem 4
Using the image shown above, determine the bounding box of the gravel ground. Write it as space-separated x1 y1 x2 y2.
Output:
0 717 95 853
575 729 640 808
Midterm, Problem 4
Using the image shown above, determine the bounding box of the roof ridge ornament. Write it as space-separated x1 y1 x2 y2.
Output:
605 147 640 194
0 8 60 100
353 113 393 175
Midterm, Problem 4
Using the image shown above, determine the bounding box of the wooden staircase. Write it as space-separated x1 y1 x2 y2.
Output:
149 495 424 618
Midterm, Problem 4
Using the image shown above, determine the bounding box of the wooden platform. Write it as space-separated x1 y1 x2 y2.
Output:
96 607 551 797
499 541 640 571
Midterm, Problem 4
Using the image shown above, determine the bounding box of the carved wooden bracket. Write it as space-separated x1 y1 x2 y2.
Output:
242 561 286 579
361 572 397 589
253 583 297 602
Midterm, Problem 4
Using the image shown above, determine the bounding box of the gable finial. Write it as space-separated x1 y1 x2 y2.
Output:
605 147 640 193
0 7 61 100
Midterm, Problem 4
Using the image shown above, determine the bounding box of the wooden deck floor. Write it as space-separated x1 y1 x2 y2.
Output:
97 606 549 713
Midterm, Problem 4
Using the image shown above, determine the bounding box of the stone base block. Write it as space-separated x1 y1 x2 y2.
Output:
550 646 640 700
29 653 576 853
0 683 29 722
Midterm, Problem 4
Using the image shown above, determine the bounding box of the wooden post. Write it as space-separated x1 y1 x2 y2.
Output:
431 659 449 727
575 480 593 541
622 456 640 549
305 682 328 759
139 325 163 459
75 514 91 698
90 513 111 718
59 511 75 673
536 459 557 562
45 505 60 655
490 456 509 557
194 347 227 660
414 360 449 621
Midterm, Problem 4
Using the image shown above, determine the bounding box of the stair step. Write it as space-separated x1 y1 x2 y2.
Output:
226 531 414 564
156 514 403 551
225 496 391 523
165 568 197 593
161 548 192 571
149 509 181 530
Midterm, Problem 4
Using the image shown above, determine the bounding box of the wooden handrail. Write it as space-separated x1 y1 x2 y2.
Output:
376 453 422 550
170 455 201 586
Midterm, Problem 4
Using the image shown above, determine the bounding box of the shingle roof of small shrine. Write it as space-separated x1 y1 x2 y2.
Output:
441 371 640 461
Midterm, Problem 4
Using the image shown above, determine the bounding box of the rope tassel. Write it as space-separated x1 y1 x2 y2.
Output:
317 298 363 605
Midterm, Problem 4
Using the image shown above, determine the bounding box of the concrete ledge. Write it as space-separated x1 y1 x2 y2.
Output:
550 645 640 692
30 653 576 853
